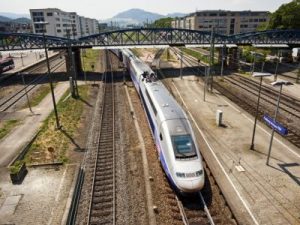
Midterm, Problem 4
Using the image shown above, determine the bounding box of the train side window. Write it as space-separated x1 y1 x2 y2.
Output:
160 133 163 141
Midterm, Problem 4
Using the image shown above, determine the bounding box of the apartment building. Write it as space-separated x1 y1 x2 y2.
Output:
172 10 270 35
30 8 99 38
79 16 99 36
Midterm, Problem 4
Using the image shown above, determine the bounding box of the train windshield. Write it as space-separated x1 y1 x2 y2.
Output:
172 135 197 159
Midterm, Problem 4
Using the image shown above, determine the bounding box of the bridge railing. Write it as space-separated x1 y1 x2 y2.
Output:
1 29 300 51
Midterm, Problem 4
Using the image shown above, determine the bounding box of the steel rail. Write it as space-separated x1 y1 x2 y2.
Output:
0 59 65 111
199 192 215 225
175 196 189 225
87 50 116 225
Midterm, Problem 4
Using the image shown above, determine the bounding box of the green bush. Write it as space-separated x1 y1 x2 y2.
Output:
9 160 24 174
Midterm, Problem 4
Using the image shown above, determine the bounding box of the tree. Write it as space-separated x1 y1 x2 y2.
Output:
268 0 300 29
153 17 173 28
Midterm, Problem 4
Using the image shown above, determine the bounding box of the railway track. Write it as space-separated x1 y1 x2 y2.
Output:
0 58 65 112
214 77 300 148
155 140 235 225
153 63 236 225
169 47 300 148
176 191 216 225
170 47 206 75
227 75 300 118
0 52 64 84
88 50 116 225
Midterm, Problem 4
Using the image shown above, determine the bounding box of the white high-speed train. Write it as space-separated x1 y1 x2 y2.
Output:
116 49 205 193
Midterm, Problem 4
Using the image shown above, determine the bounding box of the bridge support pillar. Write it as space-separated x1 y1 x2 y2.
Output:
64 48 82 97
228 47 239 70
218 47 228 67
65 48 82 77
73 48 82 74
65 51 72 76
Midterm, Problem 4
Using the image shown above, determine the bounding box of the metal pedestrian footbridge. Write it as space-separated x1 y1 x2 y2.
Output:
1 28 300 51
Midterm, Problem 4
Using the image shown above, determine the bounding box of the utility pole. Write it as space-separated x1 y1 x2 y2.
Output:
20 72 33 113
67 30 78 98
221 45 225 77
40 21 61 129
20 52 24 67
251 55 256 75
266 81 293 165
297 61 300 84
180 51 183 79
81 49 87 84
250 73 272 150
203 66 208 102
72 51 79 97
209 27 215 92
261 61 265 72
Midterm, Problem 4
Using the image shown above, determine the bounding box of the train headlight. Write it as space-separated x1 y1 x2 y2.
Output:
176 172 185 178
196 170 203 177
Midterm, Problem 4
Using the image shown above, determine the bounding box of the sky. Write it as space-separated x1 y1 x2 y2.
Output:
0 0 292 19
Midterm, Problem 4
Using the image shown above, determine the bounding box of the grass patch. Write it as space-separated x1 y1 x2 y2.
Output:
130 48 142 57
22 84 57 109
180 47 220 66
30 84 52 107
161 49 176 61
9 160 24 174
81 49 100 72
24 85 90 165
180 47 210 64
0 120 19 140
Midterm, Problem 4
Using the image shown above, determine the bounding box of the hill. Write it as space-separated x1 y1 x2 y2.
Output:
0 12 30 19
0 15 31 24
102 8 186 27
113 8 164 23
0 15 12 23
12 17 31 24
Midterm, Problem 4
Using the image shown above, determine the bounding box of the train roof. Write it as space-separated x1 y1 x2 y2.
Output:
145 81 187 121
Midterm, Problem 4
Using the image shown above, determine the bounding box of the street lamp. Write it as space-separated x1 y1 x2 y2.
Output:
266 80 293 165
220 45 225 77
35 21 61 129
179 51 183 79
209 27 215 92
203 54 210 102
20 52 24 67
66 29 79 98
81 49 87 84
274 49 281 81
250 72 272 150
20 72 33 113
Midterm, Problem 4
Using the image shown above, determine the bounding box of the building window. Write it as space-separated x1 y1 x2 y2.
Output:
47 12 53 16
57 29 61 33
34 24 44 29
32 12 44 17
56 24 61 27
33 17 45 22
56 18 60 21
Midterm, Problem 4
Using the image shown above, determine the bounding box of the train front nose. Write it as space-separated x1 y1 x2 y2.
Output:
176 177 204 193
